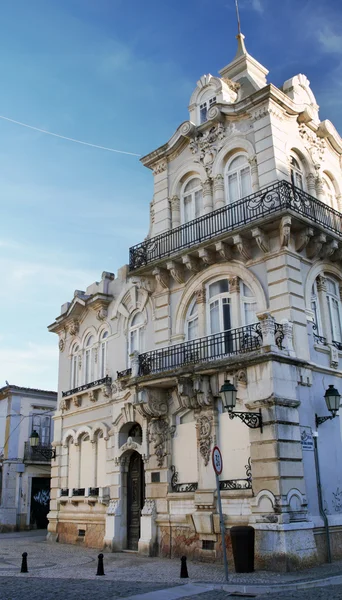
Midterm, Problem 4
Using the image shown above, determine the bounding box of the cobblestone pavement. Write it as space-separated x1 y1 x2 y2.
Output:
0 531 342 599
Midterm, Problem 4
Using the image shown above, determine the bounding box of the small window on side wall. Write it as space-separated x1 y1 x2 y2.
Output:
290 156 304 190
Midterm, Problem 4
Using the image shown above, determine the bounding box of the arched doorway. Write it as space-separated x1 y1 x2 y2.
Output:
127 451 145 550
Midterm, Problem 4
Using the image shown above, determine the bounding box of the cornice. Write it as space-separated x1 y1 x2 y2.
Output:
48 293 113 334
140 84 314 170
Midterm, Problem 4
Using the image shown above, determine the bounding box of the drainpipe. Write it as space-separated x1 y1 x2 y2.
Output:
312 431 331 563
16 472 22 531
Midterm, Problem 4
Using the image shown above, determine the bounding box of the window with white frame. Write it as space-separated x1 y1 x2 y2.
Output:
326 277 342 343
186 299 199 341
311 274 342 344
32 414 51 446
206 278 257 334
99 330 108 378
322 175 336 208
199 95 216 124
84 335 95 384
70 344 79 389
225 154 252 204
181 178 203 223
290 156 304 190
129 312 145 357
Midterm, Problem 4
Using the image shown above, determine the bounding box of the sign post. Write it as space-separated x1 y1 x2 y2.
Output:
212 446 229 582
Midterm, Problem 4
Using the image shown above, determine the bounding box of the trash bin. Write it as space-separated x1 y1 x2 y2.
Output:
230 525 255 573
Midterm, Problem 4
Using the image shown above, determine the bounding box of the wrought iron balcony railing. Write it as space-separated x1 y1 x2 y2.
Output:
23 442 53 463
170 466 198 493
72 488 85 496
129 180 342 271
219 458 252 491
62 375 112 398
60 488 69 497
138 322 283 377
117 368 132 380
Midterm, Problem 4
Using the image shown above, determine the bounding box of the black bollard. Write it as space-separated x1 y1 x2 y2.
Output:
20 552 28 573
96 553 105 576
180 555 188 578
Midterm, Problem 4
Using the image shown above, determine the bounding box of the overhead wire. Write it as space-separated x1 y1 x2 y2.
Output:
0 115 142 157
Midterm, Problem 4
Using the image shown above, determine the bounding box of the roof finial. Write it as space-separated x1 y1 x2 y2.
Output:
235 0 241 35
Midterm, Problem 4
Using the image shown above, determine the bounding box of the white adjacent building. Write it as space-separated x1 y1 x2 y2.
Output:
0 384 57 531
47 33 342 570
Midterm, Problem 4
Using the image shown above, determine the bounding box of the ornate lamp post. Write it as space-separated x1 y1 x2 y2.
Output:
315 385 341 428
313 384 340 564
220 380 263 432
29 430 56 460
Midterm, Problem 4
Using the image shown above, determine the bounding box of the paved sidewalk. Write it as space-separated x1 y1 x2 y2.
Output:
0 530 342 599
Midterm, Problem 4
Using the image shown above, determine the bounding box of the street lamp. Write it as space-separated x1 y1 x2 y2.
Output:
315 385 341 428
220 380 263 432
29 430 56 460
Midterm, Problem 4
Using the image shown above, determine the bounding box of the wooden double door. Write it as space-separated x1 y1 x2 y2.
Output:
127 452 145 550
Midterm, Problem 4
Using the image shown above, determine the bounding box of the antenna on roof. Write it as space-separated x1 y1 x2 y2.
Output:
235 0 242 35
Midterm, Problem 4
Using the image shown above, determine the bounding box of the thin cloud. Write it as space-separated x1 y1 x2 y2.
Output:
317 24 342 54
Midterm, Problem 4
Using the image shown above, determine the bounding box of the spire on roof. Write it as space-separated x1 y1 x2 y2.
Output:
219 1 268 95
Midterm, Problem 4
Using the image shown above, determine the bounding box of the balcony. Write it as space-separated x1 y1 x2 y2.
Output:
129 180 342 272
62 375 112 399
137 322 283 377
23 442 53 463
117 368 132 380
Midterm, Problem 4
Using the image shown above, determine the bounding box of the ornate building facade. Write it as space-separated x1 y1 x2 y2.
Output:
48 33 342 570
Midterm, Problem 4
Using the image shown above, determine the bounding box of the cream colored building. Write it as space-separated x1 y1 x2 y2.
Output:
48 33 342 570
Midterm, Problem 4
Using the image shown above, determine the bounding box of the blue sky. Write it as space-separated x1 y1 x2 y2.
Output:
0 0 341 390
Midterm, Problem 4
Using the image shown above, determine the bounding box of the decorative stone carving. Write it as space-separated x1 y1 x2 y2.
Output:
141 499 156 516
196 287 206 304
228 276 240 294
93 347 98 364
114 456 129 467
106 499 121 515
78 355 82 370
193 375 214 407
299 123 325 167
320 240 339 259
233 234 250 261
96 308 108 321
152 267 169 289
215 241 232 261
150 200 155 224
153 161 167 175
214 174 224 190
88 390 97 403
198 248 215 265
177 378 198 410
235 369 247 387
166 261 184 285
196 415 213 466
296 227 314 252
120 437 139 454
316 274 327 292
136 388 168 419
189 123 226 177
182 254 200 273
331 247 342 263
258 312 276 347
59 399 67 411
329 344 339 369
102 384 112 398
280 216 292 248
252 227 270 253
68 320 79 336
306 234 326 260
59 338 65 352
281 319 295 356
149 418 169 468
73 397 81 407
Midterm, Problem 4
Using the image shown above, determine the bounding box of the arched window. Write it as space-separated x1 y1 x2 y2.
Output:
129 312 145 356
198 90 217 124
99 331 108 378
186 299 198 341
326 277 342 343
70 344 79 389
311 274 342 345
181 178 203 223
84 335 95 384
206 278 257 334
241 282 258 325
322 175 336 208
208 279 231 334
290 156 304 190
226 155 252 204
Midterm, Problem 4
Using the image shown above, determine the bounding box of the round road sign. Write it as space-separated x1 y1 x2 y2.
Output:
212 446 223 475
